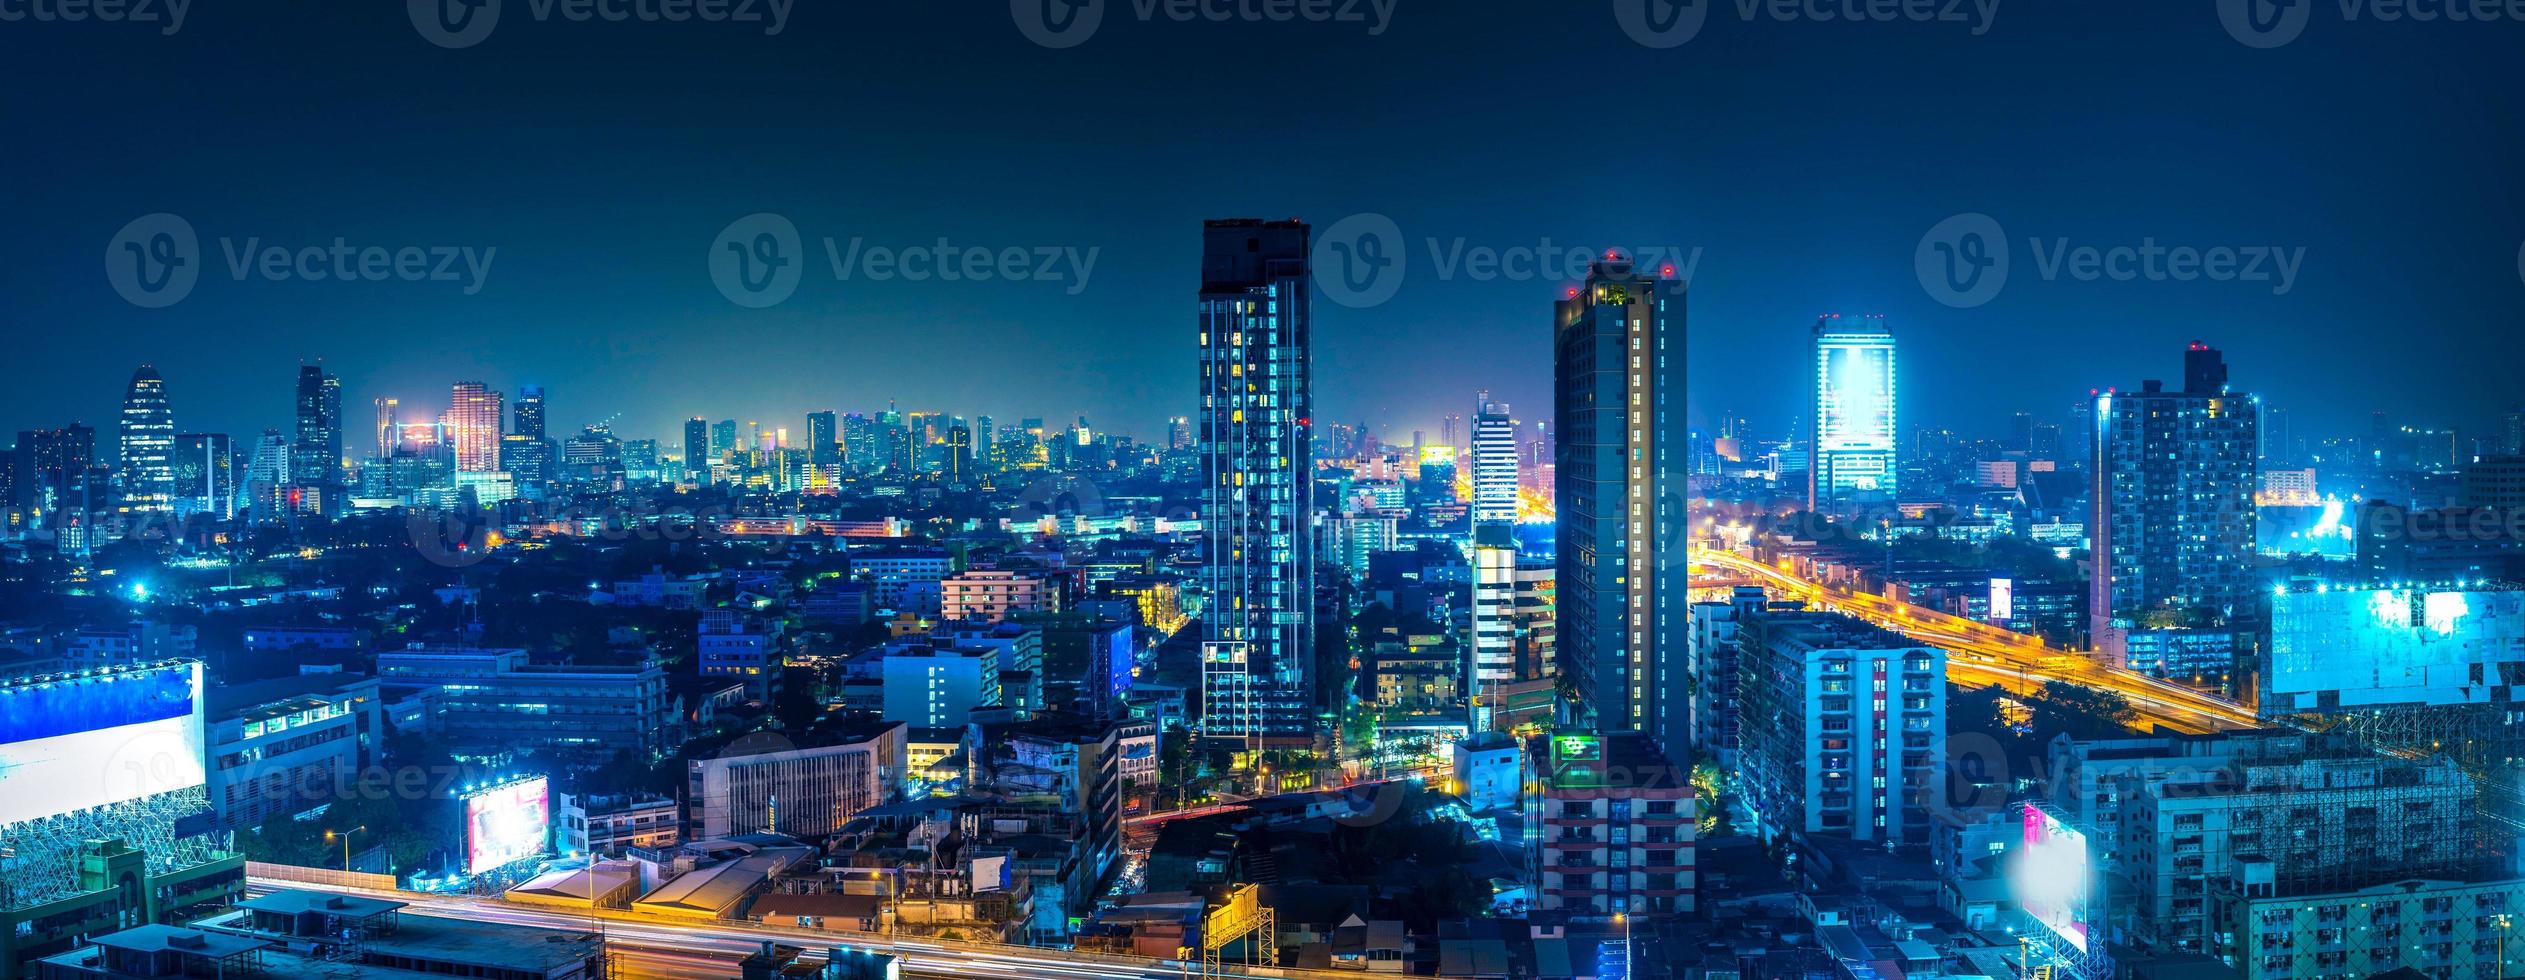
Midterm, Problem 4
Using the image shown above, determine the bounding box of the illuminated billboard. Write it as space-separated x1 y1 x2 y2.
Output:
2266 587 2525 713
463 776 551 875
2013 803 2092 954
0 661 207 826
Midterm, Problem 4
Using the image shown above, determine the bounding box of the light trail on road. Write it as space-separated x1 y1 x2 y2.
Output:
1695 549 2262 734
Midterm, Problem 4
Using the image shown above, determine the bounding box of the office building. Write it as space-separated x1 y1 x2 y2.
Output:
116 365 175 515
1523 731 1696 916
686 721 905 840
289 365 342 514
806 410 838 467
1197 218 1317 744
2090 343 2260 671
203 672 382 827
1810 314 1897 508
1471 399 1518 528
447 381 503 474
373 396 399 459
682 417 710 484
1736 608 1946 848
1553 255 1689 757
375 647 676 762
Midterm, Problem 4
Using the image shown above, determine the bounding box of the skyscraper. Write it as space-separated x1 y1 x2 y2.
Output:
684 417 711 485
945 419 973 485
290 365 342 514
2090 342 2259 673
117 365 175 514
514 385 547 440
448 382 504 474
1470 399 1518 528
1554 254 1689 756
373 397 399 459
808 411 839 466
841 413 875 475
1198 218 1316 745
1810 314 1896 509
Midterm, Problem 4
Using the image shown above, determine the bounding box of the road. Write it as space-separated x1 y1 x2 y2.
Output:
1694 549 2261 734
249 877 1316 980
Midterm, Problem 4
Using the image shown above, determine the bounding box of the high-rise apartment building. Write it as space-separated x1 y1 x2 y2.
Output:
2090 343 2259 669
1469 534 1517 733
116 365 175 514
290 365 342 514
1737 608 1946 848
1554 255 1688 757
1198 218 1317 745
1810 314 1896 509
1471 399 1518 528
447 381 504 474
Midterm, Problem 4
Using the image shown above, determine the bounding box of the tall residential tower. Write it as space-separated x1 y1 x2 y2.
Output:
1554 255 1689 758
1198 219 1317 745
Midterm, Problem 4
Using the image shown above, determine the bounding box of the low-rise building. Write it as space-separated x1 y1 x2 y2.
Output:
687 722 906 841
555 792 680 856
204 672 383 827
2211 860 2525 980
375 646 677 763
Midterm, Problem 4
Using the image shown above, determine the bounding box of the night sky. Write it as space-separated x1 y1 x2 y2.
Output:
4 2 2520 450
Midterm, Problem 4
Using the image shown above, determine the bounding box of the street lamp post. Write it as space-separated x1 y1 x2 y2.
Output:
325 826 367 873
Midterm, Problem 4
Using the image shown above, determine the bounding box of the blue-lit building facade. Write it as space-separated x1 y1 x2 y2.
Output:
1197 219 1316 746
1809 314 1896 510
1554 256 1689 759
